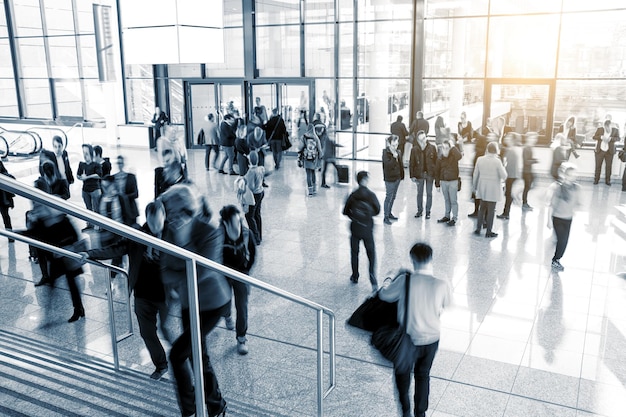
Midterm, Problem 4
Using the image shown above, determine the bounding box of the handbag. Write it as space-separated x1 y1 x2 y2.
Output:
371 272 416 373
347 292 398 332
619 149 626 163
281 133 292 151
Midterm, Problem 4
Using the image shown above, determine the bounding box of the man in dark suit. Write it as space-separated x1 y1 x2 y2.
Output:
593 118 619 185
410 111 430 138
114 155 139 225
40 135 74 197
391 115 410 166
151 106 169 142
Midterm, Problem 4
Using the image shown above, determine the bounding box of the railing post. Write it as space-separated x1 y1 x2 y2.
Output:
317 309 324 417
106 272 119 370
186 259 206 417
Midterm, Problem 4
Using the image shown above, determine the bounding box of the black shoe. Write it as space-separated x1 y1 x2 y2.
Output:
35 277 52 287
384 218 393 225
497 214 509 220
593 181 599 185
68 308 85 323
389 214 399 221
321 184 330 188
468 212 478 218
150 366 168 380
414 212 423 218
219 169 226 174
447 219 456 226
350 276 358 283
262 182 269 187
229 171 238 175
486 232 498 238
606 182 611 186
437 217 450 223
473 230 481 236
425 213 431 219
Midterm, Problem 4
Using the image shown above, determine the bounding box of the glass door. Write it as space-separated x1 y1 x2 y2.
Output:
485 80 554 145
188 83 217 148
249 83 276 124
280 83 311 151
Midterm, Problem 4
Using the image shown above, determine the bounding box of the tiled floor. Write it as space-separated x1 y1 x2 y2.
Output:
1 138 626 416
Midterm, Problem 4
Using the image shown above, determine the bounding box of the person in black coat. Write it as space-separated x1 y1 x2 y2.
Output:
409 131 437 219
382 134 405 225
219 205 256 355
264 108 288 169
343 171 381 291
593 119 619 185
40 135 74 196
114 155 139 225
84 200 170 380
218 114 237 175
151 106 169 142
0 160 15 242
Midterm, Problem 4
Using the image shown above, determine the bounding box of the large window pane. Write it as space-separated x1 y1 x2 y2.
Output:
358 1 412 20
54 80 82 117
562 0 626 12
314 79 335 126
0 39 15 78
13 0 43 37
337 0 352 21
43 0 75 36
223 0 243 26
555 80 626 140
357 20 412 78
169 79 184 124
424 17 487 78
0 3 9 38
423 79 485 123
558 10 626 78
205 27 244 77
255 0 299 25
487 15 559 78
0 79 19 117
75 0 95 33
489 0 561 15
426 0 488 17
167 64 201 78
305 0 334 23
23 78 52 118
79 34 99 79
17 37 48 78
256 25 300 77
338 23 353 78
48 36 79 78
126 64 153 78
126 78 154 122
83 82 105 120
305 24 333 77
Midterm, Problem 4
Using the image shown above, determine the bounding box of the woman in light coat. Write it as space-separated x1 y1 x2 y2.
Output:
472 141 507 238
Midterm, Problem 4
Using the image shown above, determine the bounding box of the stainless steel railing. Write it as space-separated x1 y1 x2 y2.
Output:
0 175 336 417
0 229 133 370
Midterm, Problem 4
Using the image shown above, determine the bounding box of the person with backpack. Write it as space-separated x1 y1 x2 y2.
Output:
343 171 381 291
219 205 256 355
298 127 323 196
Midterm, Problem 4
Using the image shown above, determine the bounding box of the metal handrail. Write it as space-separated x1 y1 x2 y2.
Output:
0 175 336 417
0 229 133 370
65 122 84 144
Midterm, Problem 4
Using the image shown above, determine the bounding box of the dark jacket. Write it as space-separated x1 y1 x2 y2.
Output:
522 145 538 174
115 172 139 222
435 146 462 185
343 185 381 235
391 121 409 145
160 217 231 311
472 134 488 167
87 223 165 302
382 148 404 182
219 121 236 147
593 126 619 154
410 117 430 137
322 136 340 160
264 115 287 142
0 162 15 208
409 142 437 179
34 177 70 200
41 149 74 184
154 166 187 198
77 161 102 192
222 224 256 274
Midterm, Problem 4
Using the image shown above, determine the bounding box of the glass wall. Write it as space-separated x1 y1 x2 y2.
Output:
0 0 103 121
423 1 626 144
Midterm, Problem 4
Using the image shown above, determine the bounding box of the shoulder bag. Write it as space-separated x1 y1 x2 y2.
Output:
371 272 417 373
347 281 399 332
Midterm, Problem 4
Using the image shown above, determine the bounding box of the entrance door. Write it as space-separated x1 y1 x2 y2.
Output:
249 84 276 124
485 80 554 145
281 83 311 150
188 83 217 148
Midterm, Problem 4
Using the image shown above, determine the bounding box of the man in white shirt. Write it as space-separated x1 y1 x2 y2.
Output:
379 243 451 417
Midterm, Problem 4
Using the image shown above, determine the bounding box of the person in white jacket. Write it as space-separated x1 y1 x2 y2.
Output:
472 141 507 238
379 243 451 417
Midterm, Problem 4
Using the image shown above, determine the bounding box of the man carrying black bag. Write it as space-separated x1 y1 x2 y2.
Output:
378 243 451 417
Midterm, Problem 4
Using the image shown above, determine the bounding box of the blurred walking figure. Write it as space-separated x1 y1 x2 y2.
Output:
546 163 580 271
77 144 102 230
204 113 221 170
265 108 288 169
159 184 231 417
244 150 265 244
0 161 15 242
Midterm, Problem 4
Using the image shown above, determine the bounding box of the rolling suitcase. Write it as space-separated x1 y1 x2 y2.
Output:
337 164 349 184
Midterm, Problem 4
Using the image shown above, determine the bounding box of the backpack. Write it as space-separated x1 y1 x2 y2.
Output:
350 198 372 226
303 136 318 161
